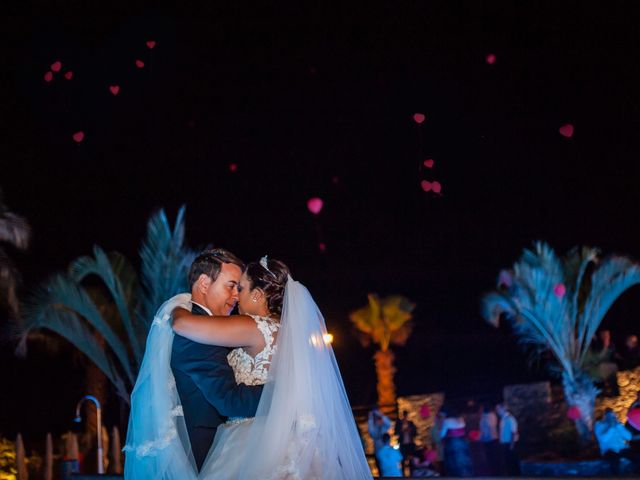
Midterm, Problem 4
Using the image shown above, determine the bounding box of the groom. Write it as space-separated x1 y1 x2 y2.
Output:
171 248 263 470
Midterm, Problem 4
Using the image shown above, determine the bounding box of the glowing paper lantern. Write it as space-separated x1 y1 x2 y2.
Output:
559 124 574 138
421 180 432 192
64 71 73 80
423 159 434 168
413 113 426 124
109 85 120 96
72 131 85 143
553 283 566 298
135 59 145 68
627 408 640 430
567 406 581 420
44 71 53 82
431 181 442 194
307 197 323 215
419 404 431 418
146 40 156 49
485 53 496 65
51 61 62 72
229 163 238 173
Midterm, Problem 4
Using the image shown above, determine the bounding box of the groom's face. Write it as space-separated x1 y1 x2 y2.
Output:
202 262 243 315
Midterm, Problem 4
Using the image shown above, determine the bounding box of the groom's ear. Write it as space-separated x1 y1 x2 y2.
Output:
196 274 212 293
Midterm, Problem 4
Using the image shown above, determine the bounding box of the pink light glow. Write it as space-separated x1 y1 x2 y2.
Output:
72 131 85 143
146 40 156 49
135 59 145 68
64 71 73 80
553 283 566 298
423 159 434 168
413 113 426 124
51 61 62 72
229 163 238 172
109 85 120 96
307 197 323 214
485 53 496 65
44 71 53 82
559 124 574 138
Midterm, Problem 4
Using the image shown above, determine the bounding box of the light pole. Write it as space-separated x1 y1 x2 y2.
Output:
74 395 104 474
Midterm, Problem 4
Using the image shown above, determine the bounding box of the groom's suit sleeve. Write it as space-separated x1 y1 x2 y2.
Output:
174 337 263 417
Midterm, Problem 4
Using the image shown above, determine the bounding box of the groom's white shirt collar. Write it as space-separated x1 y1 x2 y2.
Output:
191 301 212 316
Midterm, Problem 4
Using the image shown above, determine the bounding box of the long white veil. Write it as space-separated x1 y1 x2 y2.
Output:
124 293 198 480
238 276 372 479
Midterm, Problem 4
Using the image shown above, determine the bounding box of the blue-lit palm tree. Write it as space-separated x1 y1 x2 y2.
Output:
18 207 195 405
482 242 640 441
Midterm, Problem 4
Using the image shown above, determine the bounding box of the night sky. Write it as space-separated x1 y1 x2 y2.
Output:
3 1 640 438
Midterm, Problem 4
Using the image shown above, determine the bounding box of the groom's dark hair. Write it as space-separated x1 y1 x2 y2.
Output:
188 248 245 288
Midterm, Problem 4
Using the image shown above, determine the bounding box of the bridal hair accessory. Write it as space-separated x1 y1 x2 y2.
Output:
260 255 275 277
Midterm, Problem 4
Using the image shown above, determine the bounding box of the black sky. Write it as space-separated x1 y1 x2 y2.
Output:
3 1 640 437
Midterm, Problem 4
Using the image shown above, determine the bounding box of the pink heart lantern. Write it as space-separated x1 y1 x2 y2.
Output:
135 59 145 68
553 283 566 298
64 71 73 80
109 85 120 96
72 131 85 143
421 180 432 192
559 124 574 138
485 53 496 65
44 71 53 82
413 113 426 124
419 404 431 418
146 40 156 49
627 408 640 430
423 159 434 168
567 406 581 420
307 197 323 215
431 181 442 194
51 61 62 72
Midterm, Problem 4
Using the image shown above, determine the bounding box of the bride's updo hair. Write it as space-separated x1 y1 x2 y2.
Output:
245 258 290 317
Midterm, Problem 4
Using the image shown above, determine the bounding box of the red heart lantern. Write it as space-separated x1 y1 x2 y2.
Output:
423 159 434 168
559 124 574 138
553 283 566 298
72 131 85 143
413 113 426 124
109 85 120 96
485 53 496 65
307 197 323 215
421 180 432 192
64 71 73 80
146 40 156 49
135 59 145 69
627 407 640 430
431 181 442 194
51 61 62 72
44 71 53 82
567 406 581 420
419 404 431 418
229 163 238 173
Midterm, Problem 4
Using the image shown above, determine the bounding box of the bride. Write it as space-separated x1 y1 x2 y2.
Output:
125 257 372 479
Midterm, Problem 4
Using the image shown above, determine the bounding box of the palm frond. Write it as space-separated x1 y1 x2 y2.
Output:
22 273 135 385
70 246 142 365
0 212 30 250
137 207 194 339
19 295 126 397
578 256 640 362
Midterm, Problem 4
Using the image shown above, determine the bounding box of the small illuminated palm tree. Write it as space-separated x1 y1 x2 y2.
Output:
0 189 30 319
18 207 194 404
482 242 640 441
350 294 415 410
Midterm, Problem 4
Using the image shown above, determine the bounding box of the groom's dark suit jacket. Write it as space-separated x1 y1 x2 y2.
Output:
170 303 263 470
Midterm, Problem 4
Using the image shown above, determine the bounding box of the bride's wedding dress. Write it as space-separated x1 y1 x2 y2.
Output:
199 315 279 478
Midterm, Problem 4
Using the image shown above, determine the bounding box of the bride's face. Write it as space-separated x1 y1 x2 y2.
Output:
237 272 268 316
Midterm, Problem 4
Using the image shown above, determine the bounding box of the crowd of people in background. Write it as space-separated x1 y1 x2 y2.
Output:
368 402 519 477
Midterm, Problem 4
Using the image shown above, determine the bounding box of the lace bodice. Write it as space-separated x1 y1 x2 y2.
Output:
227 315 279 386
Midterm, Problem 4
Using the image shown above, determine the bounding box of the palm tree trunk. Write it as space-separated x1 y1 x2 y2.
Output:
374 349 397 410
562 370 599 445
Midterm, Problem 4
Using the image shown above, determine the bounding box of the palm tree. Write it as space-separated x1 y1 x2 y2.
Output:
0 189 30 319
18 207 194 405
350 294 415 411
482 242 640 442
